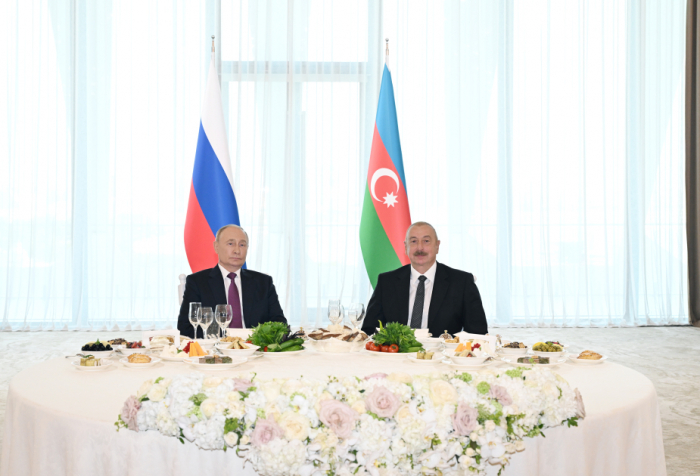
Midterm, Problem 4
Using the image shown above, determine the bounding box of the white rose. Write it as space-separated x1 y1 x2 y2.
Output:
226 400 245 419
226 391 241 403
515 440 526 451
485 420 496 432
281 379 302 396
430 380 458 406
351 400 367 415
203 377 222 389
137 379 154 398
313 429 339 450
240 435 250 445
147 384 168 402
265 402 281 421
466 447 476 457
387 372 413 385
200 398 220 418
260 381 282 401
224 431 239 447
395 404 412 424
278 411 311 440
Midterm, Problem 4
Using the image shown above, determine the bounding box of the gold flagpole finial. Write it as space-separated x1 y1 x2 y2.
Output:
385 38 389 60
211 35 215 53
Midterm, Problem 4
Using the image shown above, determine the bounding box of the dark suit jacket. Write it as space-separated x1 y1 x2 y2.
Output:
361 262 488 337
177 266 287 338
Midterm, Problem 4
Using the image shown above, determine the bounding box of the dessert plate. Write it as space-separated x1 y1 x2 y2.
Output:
184 356 247 370
71 360 114 372
159 353 190 362
120 357 162 369
567 355 608 365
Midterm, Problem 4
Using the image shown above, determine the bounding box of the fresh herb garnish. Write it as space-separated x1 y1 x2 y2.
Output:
372 322 424 353
249 322 292 347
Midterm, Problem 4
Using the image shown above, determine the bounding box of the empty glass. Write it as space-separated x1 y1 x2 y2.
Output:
347 303 366 330
215 304 233 338
188 302 201 340
200 307 214 339
328 299 343 326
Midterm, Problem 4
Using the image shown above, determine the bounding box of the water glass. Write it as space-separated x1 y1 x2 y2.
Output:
328 299 343 325
188 302 201 340
200 307 214 339
215 304 232 338
348 303 366 330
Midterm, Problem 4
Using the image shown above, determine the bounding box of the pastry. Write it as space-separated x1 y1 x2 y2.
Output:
127 353 151 364
80 356 101 366
577 350 603 360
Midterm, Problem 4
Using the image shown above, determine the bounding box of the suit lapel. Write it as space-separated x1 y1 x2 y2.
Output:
208 266 228 308
396 265 411 324
428 263 449 328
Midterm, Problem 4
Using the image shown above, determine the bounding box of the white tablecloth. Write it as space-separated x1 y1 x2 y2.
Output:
1 350 667 476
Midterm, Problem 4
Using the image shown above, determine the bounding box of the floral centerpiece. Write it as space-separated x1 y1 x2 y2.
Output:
116 368 584 476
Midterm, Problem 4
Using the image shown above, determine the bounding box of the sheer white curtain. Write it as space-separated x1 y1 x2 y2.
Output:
0 0 688 331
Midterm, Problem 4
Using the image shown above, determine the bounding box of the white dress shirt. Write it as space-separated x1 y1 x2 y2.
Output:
407 261 437 328
218 263 246 328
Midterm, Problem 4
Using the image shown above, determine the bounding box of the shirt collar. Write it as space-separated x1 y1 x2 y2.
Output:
410 261 437 283
219 263 241 280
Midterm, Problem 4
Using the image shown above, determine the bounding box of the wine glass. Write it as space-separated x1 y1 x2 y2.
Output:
188 302 201 340
215 304 232 338
200 307 214 339
348 303 366 330
328 299 343 326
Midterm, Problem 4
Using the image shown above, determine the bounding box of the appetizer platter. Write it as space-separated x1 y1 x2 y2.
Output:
80 339 114 357
501 355 567 367
406 350 442 365
498 341 529 355
71 355 114 371
216 337 260 357
115 340 147 355
308 325 368 353
363 322 424 357
248 322 306 355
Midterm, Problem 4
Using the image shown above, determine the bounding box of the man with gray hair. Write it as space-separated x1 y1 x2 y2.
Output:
362 221 487 336
178 224 286 338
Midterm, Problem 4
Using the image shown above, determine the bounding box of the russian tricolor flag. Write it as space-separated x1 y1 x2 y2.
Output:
184 49 241 273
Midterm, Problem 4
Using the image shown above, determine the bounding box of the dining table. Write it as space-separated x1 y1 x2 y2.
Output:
0 344 667 476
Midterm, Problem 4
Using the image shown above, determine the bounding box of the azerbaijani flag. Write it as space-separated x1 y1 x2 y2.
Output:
184 48 241 273
360 64 412 288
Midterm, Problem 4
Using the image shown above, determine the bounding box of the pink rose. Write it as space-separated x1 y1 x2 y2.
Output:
251 418 284 447
489 385 513 406
319 399 359 439
233 378 255 392
452 402 478 436
364 373 388 380
364 386 400 418
121 395 141 431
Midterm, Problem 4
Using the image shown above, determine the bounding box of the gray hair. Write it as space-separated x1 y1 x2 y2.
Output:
214 224 249 244
404 221 439 244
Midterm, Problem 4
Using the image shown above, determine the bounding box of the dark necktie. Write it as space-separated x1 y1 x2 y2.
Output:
227 272 243 328
410 275 427 328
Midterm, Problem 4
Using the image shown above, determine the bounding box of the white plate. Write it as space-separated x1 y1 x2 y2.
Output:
120 357 162 368
262 348 307 357
115 346 148 356
441 341 460 349
361 348 417 359
159 352 190 362
196 338 219 349
568 355 608 365
406 354 443 365
443 359 497 369
184 356 247 370
448 354 493 365
78 350 113 358
502 356 566 367
216 343 260 357
498 347 529 356
531 350 566 359
71 360 114 371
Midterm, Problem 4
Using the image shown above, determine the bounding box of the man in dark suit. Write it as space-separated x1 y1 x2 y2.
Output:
178 225 286 338
362 222 487 337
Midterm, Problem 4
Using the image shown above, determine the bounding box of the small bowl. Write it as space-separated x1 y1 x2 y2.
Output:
216 343 260 357
78 349 113 358
498 347 528 356
449 354 491 365
531 350 565 359
115 345 147 356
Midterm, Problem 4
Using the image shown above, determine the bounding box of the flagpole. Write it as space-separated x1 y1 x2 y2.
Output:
385 38 390 70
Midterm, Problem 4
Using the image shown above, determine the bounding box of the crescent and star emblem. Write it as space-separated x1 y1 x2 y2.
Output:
370 168 400 208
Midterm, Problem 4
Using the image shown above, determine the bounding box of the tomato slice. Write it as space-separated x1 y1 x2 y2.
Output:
388 344 399 353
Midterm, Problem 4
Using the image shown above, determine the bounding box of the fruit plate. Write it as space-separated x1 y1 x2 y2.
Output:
501 356 567 368
120 357 162 369
184 356 247 370
361 348 418 359
261 348 307 358
567 355 608 365
71 360 114 372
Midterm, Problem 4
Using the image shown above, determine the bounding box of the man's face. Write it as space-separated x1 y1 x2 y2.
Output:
405 224 440 270
214 227 248 271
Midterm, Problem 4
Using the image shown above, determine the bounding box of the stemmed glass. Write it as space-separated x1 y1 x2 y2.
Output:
188 302 201 340
347 303 366 330
200 307 214 339
215 304 233 338
328 299 343 326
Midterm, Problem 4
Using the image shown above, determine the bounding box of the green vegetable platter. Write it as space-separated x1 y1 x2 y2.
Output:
366 321 425 354
248 322 306 354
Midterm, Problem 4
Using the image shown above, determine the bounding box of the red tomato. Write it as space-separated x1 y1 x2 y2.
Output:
380 344 390 353
368 342 380 352
264 346 268 352
388 344 399 353
365 341 373 350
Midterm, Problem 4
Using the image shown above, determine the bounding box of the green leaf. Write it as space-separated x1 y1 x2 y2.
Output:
189 393 207 406
249 322 291 347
